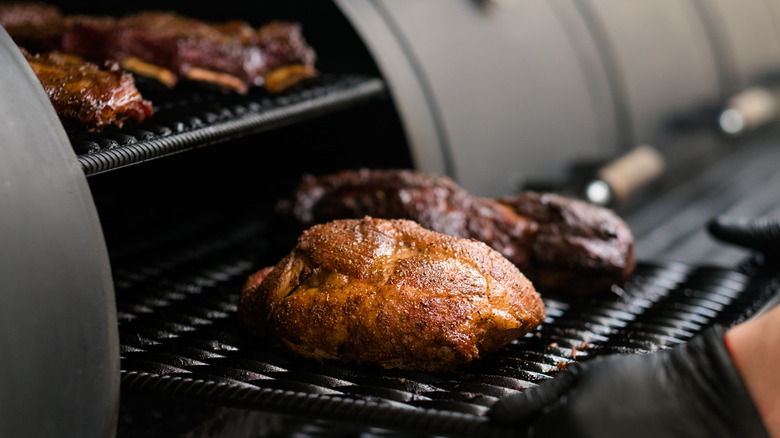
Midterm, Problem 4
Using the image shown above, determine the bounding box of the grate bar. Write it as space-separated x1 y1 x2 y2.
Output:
75 75 388 176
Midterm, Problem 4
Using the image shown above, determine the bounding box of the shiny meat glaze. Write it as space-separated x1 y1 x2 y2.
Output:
22 48 153 130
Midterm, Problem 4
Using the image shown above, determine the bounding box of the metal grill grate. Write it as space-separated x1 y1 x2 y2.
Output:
114 216 779 437
73 74 388 176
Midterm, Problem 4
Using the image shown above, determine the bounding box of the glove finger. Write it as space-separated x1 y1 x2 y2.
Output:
489 368 579 425
707 216 780 254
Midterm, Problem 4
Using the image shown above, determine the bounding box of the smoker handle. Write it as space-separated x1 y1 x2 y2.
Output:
0 29 119 437
718 87 780 136
583 145 666 206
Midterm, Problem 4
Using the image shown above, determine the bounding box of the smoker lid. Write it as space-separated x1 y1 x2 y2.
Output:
114 214 779 437
333 0 623 198
0 28 119 438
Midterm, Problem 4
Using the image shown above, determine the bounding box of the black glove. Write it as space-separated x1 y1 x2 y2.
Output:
708 215 780 314
488 325 769 438
708 216 780 256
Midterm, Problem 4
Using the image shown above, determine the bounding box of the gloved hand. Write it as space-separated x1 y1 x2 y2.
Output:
708 215 780 313
707 216 780 256
488 325 769 438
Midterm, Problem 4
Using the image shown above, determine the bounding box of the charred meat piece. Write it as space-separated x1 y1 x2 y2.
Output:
0 1 61 29
22 48 153 131
62 11 316 93
496 191 636 293
0 2 65 52
239 217 545 372
280 168 635 294
1 3 317 93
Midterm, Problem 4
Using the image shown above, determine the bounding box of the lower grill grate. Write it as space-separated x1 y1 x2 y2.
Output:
114 216 779 437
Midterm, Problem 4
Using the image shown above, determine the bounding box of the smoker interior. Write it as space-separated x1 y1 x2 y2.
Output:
6 0 780 437
109 214 779 437
87 73 780 437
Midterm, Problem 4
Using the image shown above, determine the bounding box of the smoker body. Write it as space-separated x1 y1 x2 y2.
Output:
1 1 780 436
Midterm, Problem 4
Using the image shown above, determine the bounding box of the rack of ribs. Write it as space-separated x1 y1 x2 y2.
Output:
0 2 318 94
1 3 154 131
279 168 636 295
0 1 64 52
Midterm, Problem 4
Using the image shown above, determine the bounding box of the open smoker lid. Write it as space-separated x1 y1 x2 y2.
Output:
0 29 119 437
334 0 621 198
333 0 780 199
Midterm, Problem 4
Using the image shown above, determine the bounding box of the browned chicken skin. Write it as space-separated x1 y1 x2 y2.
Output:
279 168 635 295
239 217 545 372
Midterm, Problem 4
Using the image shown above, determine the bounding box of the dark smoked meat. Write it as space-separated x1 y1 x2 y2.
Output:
60 11 317 93
279 168 636 295
496 191 636 293
0 1 64 52
239 217 545 372
1 2 318 93
22 48 153 131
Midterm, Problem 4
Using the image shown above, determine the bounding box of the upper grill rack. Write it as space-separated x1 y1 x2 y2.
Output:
114 215 780 438
73 74 388 176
